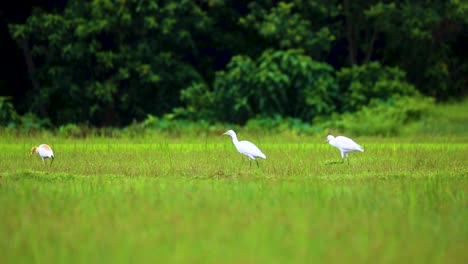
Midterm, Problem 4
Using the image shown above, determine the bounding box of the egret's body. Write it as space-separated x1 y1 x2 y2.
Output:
224 130 266 167
326 135 364 164
30 144 55 166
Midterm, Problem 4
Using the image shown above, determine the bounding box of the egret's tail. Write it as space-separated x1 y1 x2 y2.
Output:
357 146 364 152
258 153 266 159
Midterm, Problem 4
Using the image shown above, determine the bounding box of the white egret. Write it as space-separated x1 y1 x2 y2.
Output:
326 135 364 164
223 130 266 168
30 144 55 166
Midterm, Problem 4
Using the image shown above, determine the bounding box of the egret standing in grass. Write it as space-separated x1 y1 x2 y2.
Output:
224 130 266 168
30 144 55 166
326 135 364 164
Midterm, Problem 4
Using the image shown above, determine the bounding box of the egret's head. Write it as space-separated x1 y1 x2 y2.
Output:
29 147 38 157
223 130 236 137
325 135 334 143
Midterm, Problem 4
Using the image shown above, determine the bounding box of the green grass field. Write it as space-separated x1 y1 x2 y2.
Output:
0 133 466 263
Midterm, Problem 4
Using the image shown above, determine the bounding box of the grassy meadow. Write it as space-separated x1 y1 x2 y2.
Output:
0 101 467 263
0 131 466 264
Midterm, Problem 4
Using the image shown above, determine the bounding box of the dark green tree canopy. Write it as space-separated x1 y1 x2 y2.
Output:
4 0 467 126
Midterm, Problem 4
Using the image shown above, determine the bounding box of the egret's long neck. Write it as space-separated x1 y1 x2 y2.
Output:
230 134 240 147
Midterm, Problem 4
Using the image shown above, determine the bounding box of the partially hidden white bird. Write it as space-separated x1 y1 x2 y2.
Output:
224 130 266 168
326 135 364 164
30 144 55 166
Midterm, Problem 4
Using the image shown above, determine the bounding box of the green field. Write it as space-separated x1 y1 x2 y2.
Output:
0 134 467 263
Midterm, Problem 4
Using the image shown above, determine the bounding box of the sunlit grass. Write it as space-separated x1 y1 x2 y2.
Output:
0 134 467 263
401 98 468 136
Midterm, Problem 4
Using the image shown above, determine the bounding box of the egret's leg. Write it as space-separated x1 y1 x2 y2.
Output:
255 159 259 168
249 159 252 168
346 153 350 165
340 151 345 163
41 157 45 165
50 157 54 167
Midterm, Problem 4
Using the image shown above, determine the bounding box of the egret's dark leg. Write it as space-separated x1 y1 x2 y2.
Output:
50 156 54 167
255 159 259 168
325 151 345 165
249 159 252 168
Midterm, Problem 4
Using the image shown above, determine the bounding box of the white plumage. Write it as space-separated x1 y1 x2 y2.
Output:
224 130 266 167
30 144 55 166
326 135 364 163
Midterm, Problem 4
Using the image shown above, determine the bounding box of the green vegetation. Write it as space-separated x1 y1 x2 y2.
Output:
1 1 467 261
2 95 467 138
400 98 468 136
1 100 467 263
1 133 466 263
4 0 467 126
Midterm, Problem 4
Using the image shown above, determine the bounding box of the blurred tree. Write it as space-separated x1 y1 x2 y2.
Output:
9 0 211 126
340 0 468 99
180 49 338 123
0 0 68 115
239 0 339 60
5 0 467 127
385 0 468 99
336 62 418 113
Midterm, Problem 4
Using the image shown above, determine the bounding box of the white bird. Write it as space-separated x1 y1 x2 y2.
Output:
326 135 364 164
29 144 55 166
224 130 266 168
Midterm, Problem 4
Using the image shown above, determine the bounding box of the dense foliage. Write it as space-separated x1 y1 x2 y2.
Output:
180 49 338 123
4 0 468 127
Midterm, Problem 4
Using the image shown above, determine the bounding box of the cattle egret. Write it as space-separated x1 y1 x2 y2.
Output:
223 130 266 168
326 135 364 164
29 144 55 166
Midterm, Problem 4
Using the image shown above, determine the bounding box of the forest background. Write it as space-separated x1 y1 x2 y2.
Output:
0 0 467 136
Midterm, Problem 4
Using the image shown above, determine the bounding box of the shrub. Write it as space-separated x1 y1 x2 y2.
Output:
323 96 435 136
180 49 339 124
0 97 51 132
17 113 52 132
336 62 418 112
0 97 19 128
57 123 90 138
245 116 316 135
123 114 225 138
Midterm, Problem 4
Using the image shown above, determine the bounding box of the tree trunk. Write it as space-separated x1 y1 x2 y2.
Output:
364 27 377 64
21 40 48 117
343 0 357 65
